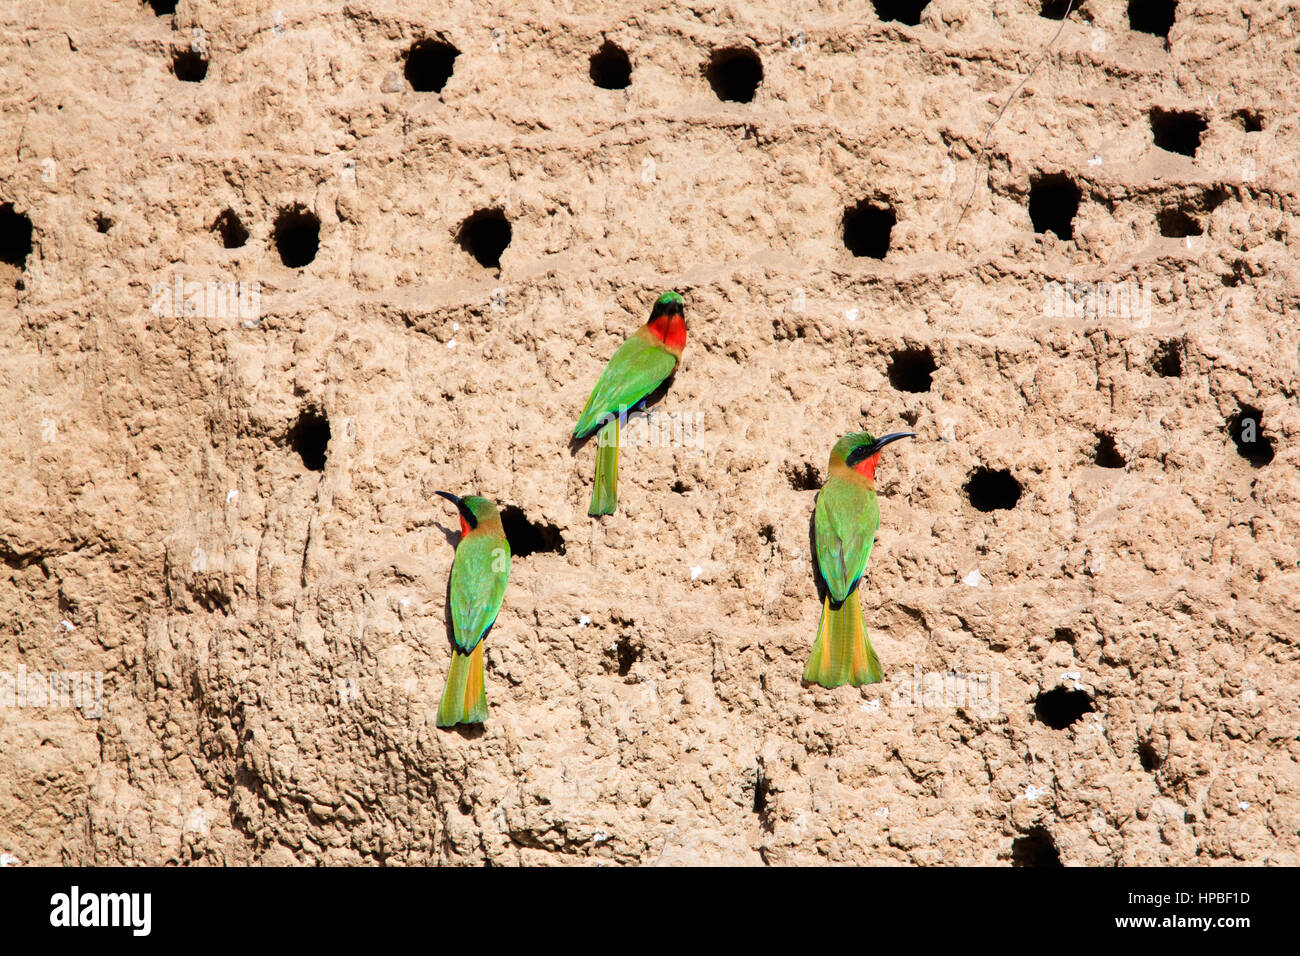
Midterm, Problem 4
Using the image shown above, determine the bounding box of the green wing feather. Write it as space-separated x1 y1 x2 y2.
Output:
448 531 510 652
814 477 880 603
574 332 678 438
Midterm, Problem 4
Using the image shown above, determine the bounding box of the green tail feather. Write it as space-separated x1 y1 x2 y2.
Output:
803 590 884 688
436 641 487 727
589 418 620 516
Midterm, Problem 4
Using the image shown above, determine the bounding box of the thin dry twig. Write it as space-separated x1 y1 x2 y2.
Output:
949 2 1077 248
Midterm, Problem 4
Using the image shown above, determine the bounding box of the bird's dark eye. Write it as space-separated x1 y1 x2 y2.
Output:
845 444 875 467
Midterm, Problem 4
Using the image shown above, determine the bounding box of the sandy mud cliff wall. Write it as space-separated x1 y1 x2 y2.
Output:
0 0 1297 865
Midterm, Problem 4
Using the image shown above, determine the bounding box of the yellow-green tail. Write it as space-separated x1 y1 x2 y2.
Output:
803 589 883 688
436 641 487 727
589 418 620 516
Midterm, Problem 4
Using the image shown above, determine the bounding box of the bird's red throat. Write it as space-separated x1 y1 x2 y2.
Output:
853 454 881 480
647 313 687 353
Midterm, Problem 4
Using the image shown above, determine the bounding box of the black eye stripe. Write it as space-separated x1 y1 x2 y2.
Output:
436 491 479 529
845 444 876 467
650 302 684 319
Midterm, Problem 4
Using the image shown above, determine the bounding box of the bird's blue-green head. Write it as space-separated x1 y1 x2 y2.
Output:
435 492 501 534
831 431 914 478
651 291 685 319
646 291 687 353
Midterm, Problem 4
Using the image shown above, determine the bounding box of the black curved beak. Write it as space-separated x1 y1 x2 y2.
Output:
869 432 915 455
435 490 477 529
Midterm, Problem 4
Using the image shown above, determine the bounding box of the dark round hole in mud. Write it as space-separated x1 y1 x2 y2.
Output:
1150 108 1206 157
1158 206 1202 238
1012 826 1063 867
172 49 208 83
1235 109 1264 133
1035 686 1095 729
405 39 459 93
590 41 631 90
274 207 319 268
1028 173 1080 240
785 461 821 491
288 408 330 472
457 209 511 269
1094 433 1126 469
843 199 895 259
1161 187 1224 238
752 769 771 816
0 204 33 268
615 636 641 677
145 0 178 14
1039 0 1077 18
1228 405 1275 467
965 468 1021 512
1128 0 1178 39
498 505 565 557
94 213 114 234
1138 740 1162 773
888 346 937 393
213 209 248 249
706 47 762 103
872 0 931 26
1153 339 1182 377
751 766 776 832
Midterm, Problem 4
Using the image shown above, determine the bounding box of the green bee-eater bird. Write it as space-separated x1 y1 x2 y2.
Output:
434 491 511 727
805 431 914 688
573 291 687 516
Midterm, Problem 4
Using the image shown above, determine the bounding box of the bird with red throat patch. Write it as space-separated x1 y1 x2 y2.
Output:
572 291 687 516
804 430 914 688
